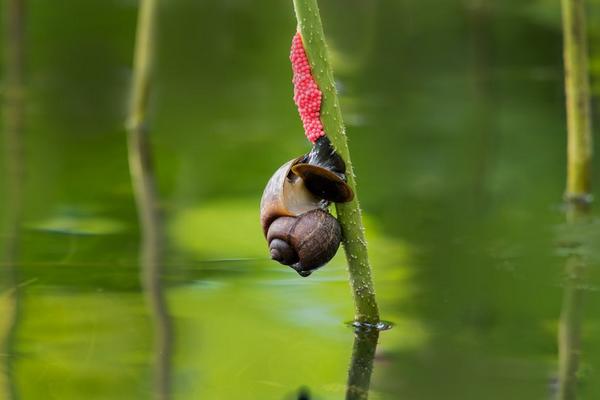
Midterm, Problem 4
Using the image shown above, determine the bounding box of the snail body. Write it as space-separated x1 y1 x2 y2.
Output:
260 137 353 276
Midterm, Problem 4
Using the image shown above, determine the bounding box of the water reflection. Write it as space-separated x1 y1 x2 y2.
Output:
127 1 173 398
345 328 380 400
128 103 173 399
1 0 598 398
557 203 591 400
467 0 493 200
287 326 381 400
1 0 26 398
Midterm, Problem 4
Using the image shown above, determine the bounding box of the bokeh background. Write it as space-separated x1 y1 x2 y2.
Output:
2 0 600 399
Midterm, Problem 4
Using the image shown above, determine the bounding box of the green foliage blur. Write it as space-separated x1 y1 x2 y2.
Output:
1 0 600 399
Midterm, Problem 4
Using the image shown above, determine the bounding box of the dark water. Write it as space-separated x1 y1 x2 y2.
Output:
2 0 600 399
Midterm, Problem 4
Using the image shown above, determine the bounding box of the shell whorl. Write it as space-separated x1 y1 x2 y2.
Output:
266 209 341 276
259 138 352 276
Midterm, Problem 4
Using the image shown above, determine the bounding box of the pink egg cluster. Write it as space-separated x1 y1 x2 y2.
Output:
290 33 325 143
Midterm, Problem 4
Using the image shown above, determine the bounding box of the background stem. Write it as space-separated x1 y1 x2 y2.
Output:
558 0 592 389
1 0 26 398
345 329 379 400
557 204 589 399
292 0 379 324
127 0 159 245
561 0 592 200
126 1 172 399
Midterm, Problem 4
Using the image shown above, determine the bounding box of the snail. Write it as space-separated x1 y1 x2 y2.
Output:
260 137 354 276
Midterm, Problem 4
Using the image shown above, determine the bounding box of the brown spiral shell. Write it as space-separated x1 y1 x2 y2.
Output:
266 209 342 276
259 138 353 276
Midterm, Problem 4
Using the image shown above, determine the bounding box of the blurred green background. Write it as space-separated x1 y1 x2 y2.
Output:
1 0 600 399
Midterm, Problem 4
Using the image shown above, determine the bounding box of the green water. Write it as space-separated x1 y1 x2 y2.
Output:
2 0 600 399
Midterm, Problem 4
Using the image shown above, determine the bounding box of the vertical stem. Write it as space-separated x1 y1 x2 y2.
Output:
140 216 172 400
558 1 592 391
558 255 584 400
127 0 159 252
3 0 26 209
1 0 26 399
127 1 172 399
561 0 593 200
557 204 589 400
292 0 380 324
467 0 493 200
345 329 379 400
127 0 158 221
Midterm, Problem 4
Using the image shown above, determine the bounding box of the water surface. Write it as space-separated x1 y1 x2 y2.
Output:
2 0 600 399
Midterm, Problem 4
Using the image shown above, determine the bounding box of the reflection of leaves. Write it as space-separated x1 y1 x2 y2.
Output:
169 197 427 349
169 282 352 399
519 0 561 28
16 291 150 400
29 208 127 236
170 199 413 273
554 218 600 261
170 199 265 259
0 288 17 350
591 69 600 95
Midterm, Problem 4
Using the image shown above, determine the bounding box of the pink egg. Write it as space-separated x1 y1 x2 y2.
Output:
290 33 325 143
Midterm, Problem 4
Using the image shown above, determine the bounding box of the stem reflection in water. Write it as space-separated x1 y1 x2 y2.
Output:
558 0 592 395
345 328 380 400
127 0 173 398
1 0 26 398
138 176 173 400
558 204 590 400
128 77 174 400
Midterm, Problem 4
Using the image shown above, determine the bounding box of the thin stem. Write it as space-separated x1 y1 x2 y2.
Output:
346 329 379 400
141 215 172 400
558 255 584 400
558 1 592 392
1 0 26 399
557 203 589 400
292 0 380 324
127 0 159 226
127 0 159 243
561 0 593 200
126 1 172 399
558 4 592 388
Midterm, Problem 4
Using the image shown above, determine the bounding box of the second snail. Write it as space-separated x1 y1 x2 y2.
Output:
259 136 354 277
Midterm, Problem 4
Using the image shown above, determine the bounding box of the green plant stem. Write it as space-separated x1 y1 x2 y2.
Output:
558 2 592 391
558 253 584 400
1 1 26 399
345 330 379 400
292 0 380 324
558 0 593 381
127 0 159 236
126 1 172 399
561 0 592 200
558 204 589 400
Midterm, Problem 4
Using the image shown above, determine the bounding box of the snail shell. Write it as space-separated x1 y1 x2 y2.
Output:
260 139 353 276
267 209 342 276
259 156 323 237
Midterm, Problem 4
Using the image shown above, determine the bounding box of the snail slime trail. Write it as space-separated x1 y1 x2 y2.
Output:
259 33 353 277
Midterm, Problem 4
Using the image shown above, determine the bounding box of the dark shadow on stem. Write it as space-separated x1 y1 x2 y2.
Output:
345 328 379 400
1 0 26 398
